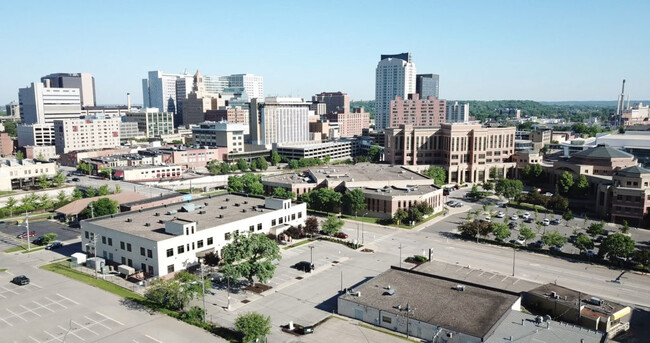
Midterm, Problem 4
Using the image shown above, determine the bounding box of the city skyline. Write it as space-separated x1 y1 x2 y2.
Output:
2 1 650 105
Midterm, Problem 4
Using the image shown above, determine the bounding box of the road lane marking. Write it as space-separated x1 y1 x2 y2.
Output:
55 293 79 305
95 311 125 326
145 334 164 343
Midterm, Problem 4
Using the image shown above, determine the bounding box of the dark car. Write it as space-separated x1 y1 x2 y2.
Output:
72 177 80 182
12 275 30 286
293 261 313 272
17 231 36 239
335 232 349 239
46 242 63 250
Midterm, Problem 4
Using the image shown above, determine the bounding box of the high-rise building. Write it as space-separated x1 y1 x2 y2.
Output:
125 108 174 138
205 107 249 129
182 71 226 126
249 97 310 147
5 101 20 119
390 94 446 127
142 71 192 125
204 75 228 94
325 108 370 138
174 74 194 125
18 82 82 124
54 116 121 154
375 53 416 130
41 73 96 107
446 101 469 123
222 74 264 100
192 121 245 153
312 92 350 114
0 133 13 157
416 74 439 99
17 123 55 147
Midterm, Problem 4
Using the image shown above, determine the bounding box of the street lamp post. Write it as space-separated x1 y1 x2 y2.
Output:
361 212 368 244
512 246 516 277
200 262 206 321
309 246 314 271
399 243 402 268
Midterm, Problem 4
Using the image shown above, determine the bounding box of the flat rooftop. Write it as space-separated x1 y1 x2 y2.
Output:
414 261 540 293
353 184 441 197
528 283 628 320
85 194 275 241
340 266 520 339
263 172 314 185
485 311 605 343
310 163 430 183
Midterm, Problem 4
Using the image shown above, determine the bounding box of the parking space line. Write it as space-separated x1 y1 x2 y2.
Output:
0 292 5 298
84 316 111 330
133 340 141 343
57 325 86 342
2 286 19 294
145 334 163 343
95 311 124 326
6 308 27 322
36 299 57 312
43 330 63 343
30 283 42 289
28 336 41 342
5 270 15 276
20 304 41 317
0 316 13 326
72 316 100 336
56 293 79 305
501 276 508 282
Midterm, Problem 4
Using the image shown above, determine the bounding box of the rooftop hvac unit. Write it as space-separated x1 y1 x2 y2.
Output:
199 211 206 214
144 223 150 227
235 203 240 207
455 285 465 291
154 213 160 216
167 210 177 215
242 209 247 213
158 220 164 224
218 214 223 219
126 218 132 222
225 198 230 202
243 201 248 204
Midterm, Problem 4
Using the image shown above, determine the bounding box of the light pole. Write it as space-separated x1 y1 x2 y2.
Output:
361 212 368 244
90 203 94 218
401 302 415 339
512 247 516 276
200 262 206 321
24 211 31 251
309 246 314 271
399 243 402 268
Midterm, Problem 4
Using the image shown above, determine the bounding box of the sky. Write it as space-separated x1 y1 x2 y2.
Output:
2 0 649 105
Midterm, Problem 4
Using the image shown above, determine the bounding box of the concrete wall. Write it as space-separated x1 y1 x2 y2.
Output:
0 186 75 207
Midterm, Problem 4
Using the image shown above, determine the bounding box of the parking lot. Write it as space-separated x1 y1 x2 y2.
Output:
0 220 80 246
0 251 226 343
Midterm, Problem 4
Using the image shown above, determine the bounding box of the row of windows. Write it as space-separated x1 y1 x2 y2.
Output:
170 237 215 256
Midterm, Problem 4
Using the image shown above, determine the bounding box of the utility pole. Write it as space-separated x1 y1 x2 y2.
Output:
512 247 516 276
91 233 98 279
200 263 206 321
90 203 94 218
399 243 402 268
309 246 314 272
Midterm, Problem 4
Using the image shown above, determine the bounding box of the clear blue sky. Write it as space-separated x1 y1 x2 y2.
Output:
2 0 649 105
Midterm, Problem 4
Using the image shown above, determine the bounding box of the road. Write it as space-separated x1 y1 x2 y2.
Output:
59 166 178 198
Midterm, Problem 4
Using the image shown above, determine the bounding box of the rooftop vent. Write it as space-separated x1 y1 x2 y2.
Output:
220 205 227 209
218 214 223 218
167 210 177 215
126 218 132 222
225 198 230 202
139 209 142 213
144 223 150 227
110 214 114 218
158 219 164 224
242 209 247 213
455 285 465 291
154 213 160 216
204 202 209 206
243 200 248 204
164 204 168 208
199 210 206 214
235 203 240 207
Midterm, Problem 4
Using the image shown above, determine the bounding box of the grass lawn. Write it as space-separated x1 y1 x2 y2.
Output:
282 239 313 250
2 211 55 222
308 208 447 229
0 191 15 196
0 268 7 272
4 244 46 253
200 189 227 197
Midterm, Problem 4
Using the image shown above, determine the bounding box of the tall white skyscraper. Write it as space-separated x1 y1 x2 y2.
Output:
142 71 194 127
446 101 470 123
18 82 82 124
249 97 309 147
223 74 264 100
41 73 96 107
375 53 416 130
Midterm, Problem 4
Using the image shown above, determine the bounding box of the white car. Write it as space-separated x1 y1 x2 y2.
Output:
495 212 505 218
510 215 518 221
521 212 530 219
542 219 550 226
483 216 492 222
515 239 526 245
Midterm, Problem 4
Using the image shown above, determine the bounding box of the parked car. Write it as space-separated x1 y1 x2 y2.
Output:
483 216 492 222
72 177 80 182
551 246 563 252
508 222 519 228
525 217 534 223
542 219 550 226
495 212 505 218
293 261 313 272
551 218 561 225
595 236 604 243
446 200 457 206
515 239 526 245
452 202 463 208
335 232 349 239
11 275 30 286
521 212 530 219
17 231 36 239
532 240 544 248
509 215 518 221
46 242 63 250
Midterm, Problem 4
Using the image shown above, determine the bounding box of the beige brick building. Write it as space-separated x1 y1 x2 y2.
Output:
325 108 370 138
54 116 121 154
384 123 516 184
390 94 446 127
0 158 57 191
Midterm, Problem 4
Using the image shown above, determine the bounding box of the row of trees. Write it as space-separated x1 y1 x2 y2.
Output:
558 171 590 197
288 157 328 169
422 166 446 186
393 202 434 225
227 174 264 195
514 192 569 212
207 157 269 175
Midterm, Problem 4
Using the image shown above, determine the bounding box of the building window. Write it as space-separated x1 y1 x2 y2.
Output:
207 237 213 245
120 241 125 250
257 223 262 231
178 245 185 254
382 316 392 324
147 249 153 258
85 231 89 239
279 217 284 224
225 232 231 240
121 257 126 265
108 237 112 246
197 240 204 249
166 248 173 257
101 236 106 244
291 214 296 220
140 247 145 256
249 225 254 232
298 212 302 218
167 264 174 273
127 243 132 252
272 219 276 226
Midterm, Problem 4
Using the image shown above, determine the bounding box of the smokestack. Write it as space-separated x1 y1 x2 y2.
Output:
127 93 131 111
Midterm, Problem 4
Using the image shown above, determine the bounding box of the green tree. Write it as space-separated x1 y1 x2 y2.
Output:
562 209 574 221
228 175 245 193
572 174 589 197
423 166 447 185
235 312 271 343
519 226 536 242
491 223 511 241
621 220 630 234
2 121 18 137
72 188 84 200
458 221 480 238
249 159 258 171
221 234 281 284
482 182 494 191
541 230 567 247
82 198 118 218
41 233 58 245
394 209 408 225
237 158 249 171
573 233 594 253
494 179 523 200
85 187 97 197
343 189 366 217
586 221 605 238
288 159 299 169
39 193 53 209
270 151 281 166
323 155 331 164
114 184 122 194
558 171 574 195
256 157 268 171
52 172 66 187
38 174 50 189
303 188 341 213
600 233 635 261
633 249 650 270
368 145 381 162
97 184 111 196
271 187 296 200
6 197 17 216
144 271 208 311
321 214 344 235
16 150 24 160
56 190 68 204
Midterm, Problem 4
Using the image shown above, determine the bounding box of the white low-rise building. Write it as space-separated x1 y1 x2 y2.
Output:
81 195 306 277
113 164 182 182
0 158 58 191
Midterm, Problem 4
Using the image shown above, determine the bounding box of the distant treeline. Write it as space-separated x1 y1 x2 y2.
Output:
350 100 375 118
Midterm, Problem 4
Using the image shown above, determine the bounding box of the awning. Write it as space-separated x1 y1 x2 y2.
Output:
196 248 215 258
